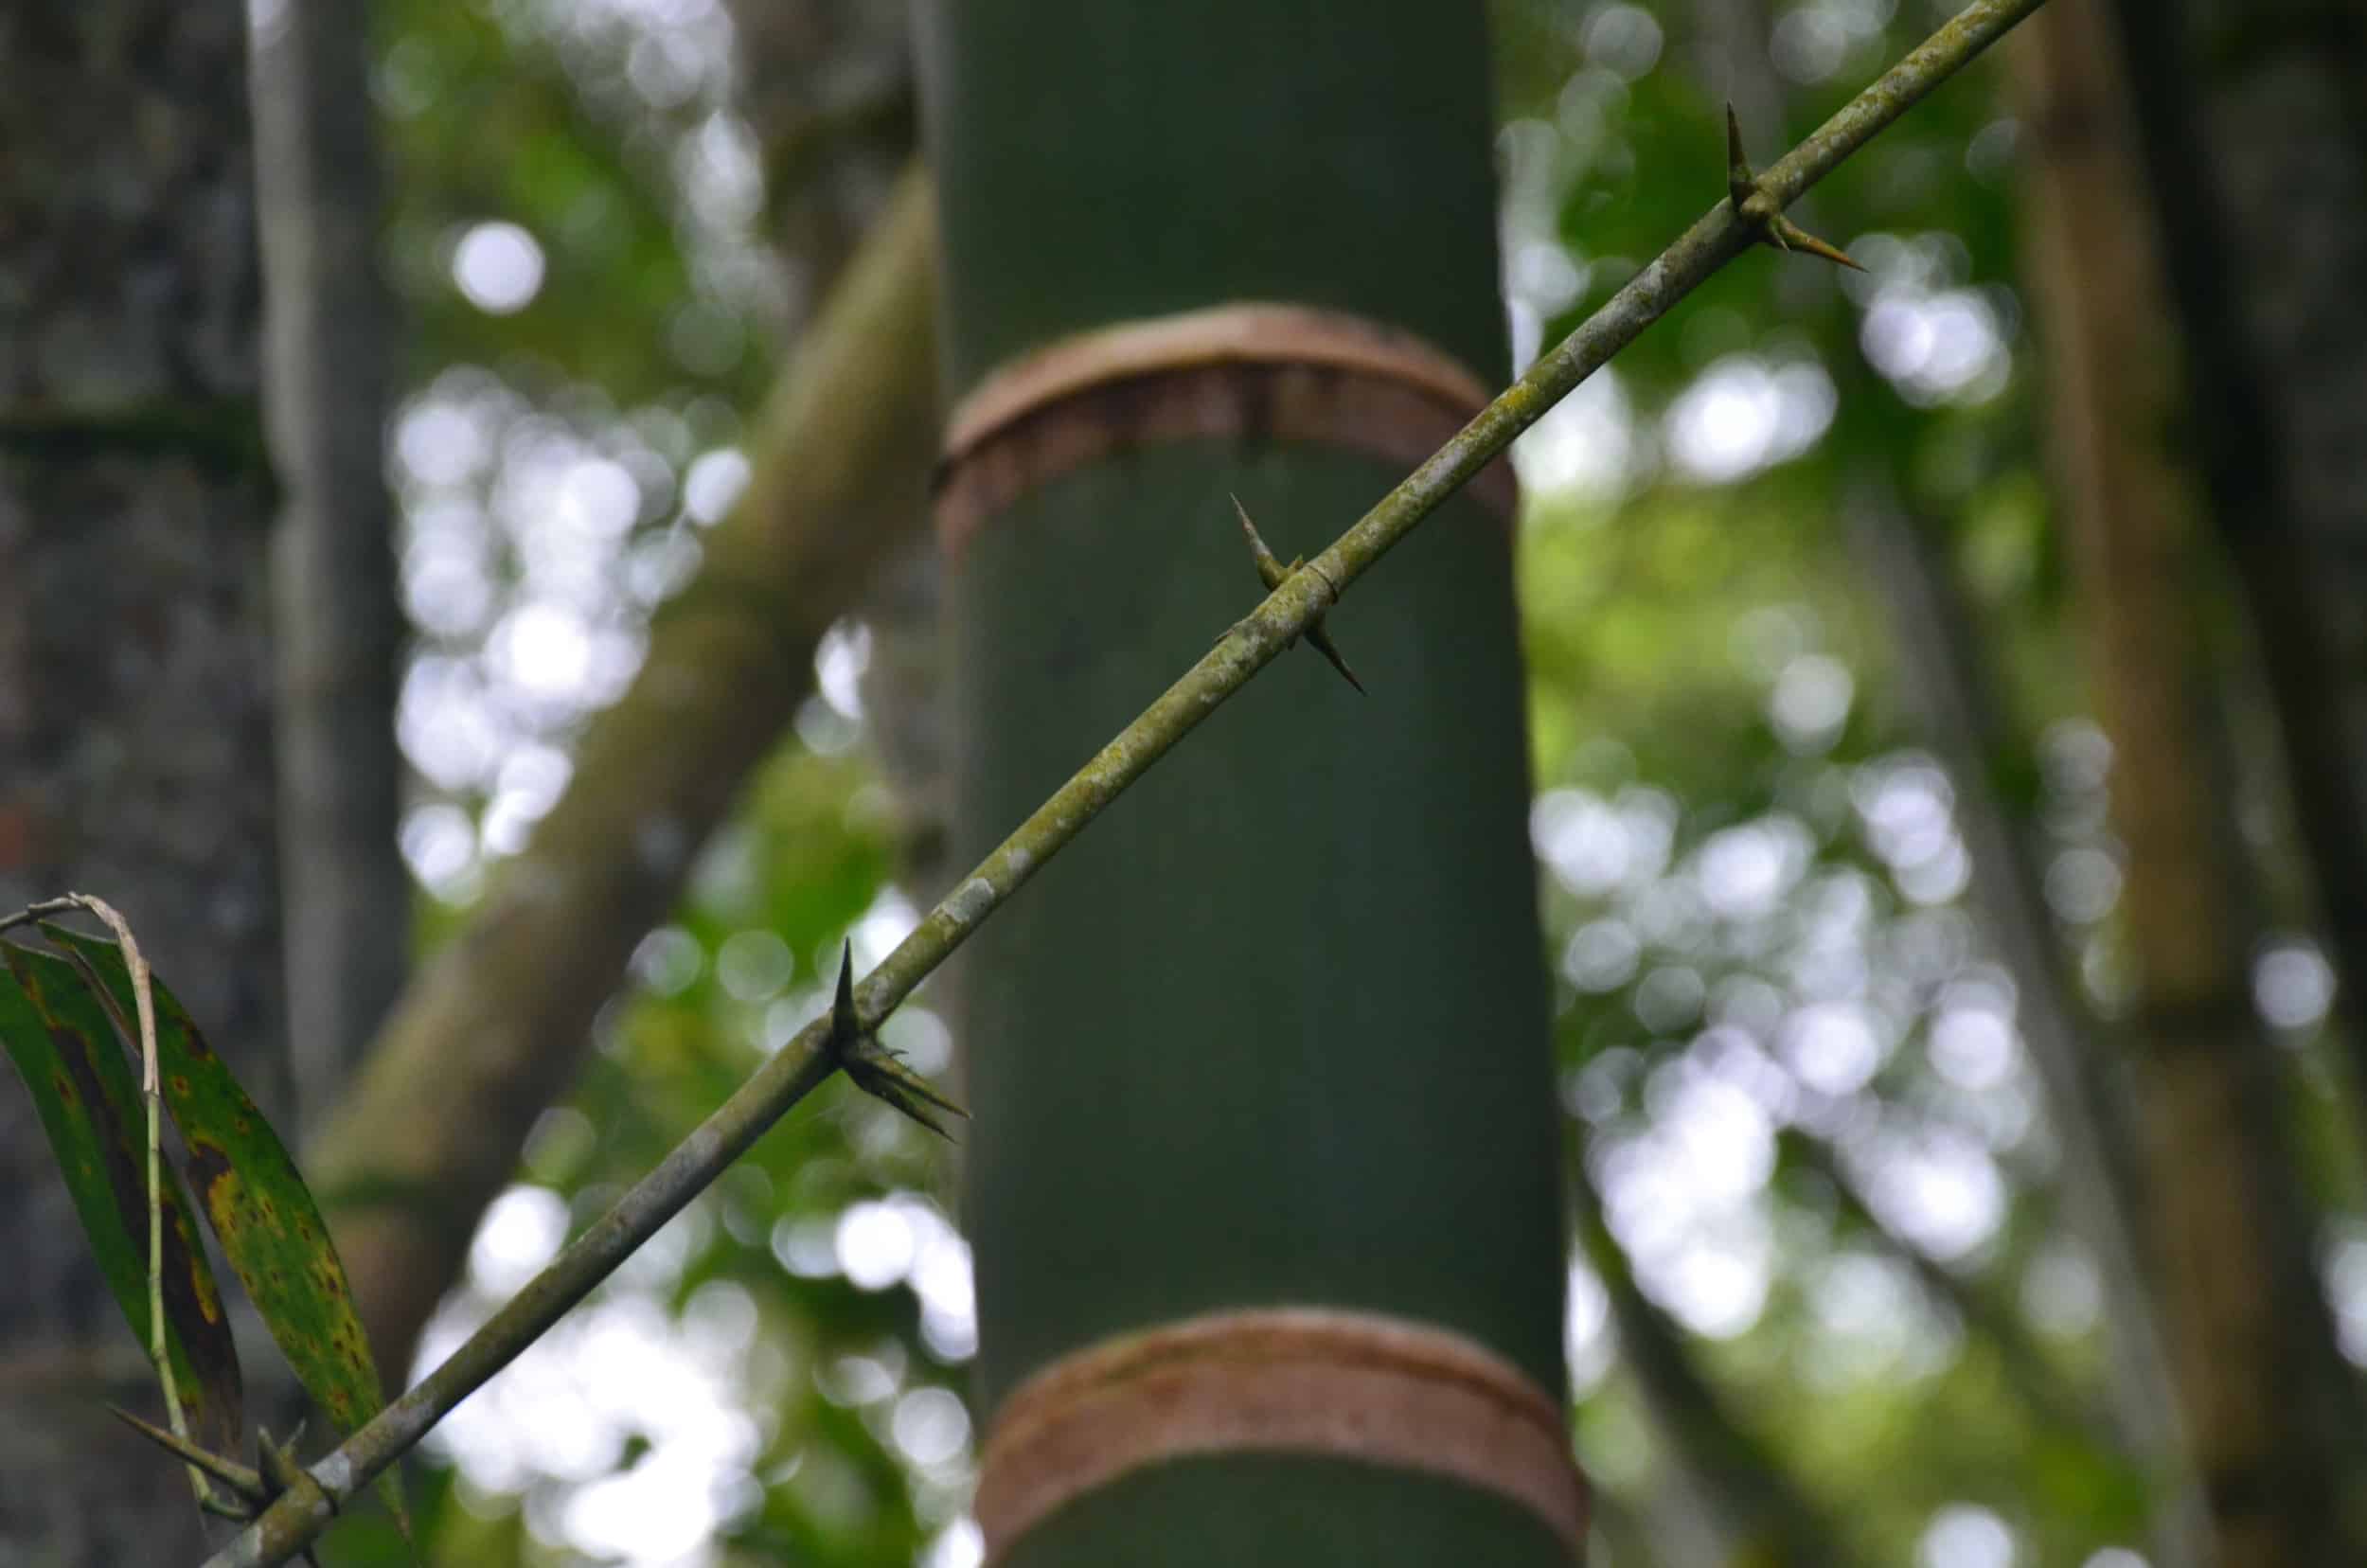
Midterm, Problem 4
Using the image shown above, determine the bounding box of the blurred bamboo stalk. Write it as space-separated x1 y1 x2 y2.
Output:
2101 0 2367 1138
2017 5 2367 1559
250 0 412 1134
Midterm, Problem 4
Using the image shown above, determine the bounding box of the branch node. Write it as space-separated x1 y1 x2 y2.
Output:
826 943 970 1139
1228 496 1365 694
1724 103 1865 272
110 1408 329 1564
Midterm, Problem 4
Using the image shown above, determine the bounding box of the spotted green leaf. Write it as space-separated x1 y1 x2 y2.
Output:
0 941 244 1459
45 926 407 1533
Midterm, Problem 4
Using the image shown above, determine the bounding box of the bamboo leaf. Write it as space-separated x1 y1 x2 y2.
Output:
0 942 244 1458
44 926 407 1533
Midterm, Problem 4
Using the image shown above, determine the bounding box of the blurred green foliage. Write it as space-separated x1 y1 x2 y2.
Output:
345 1 2361 1564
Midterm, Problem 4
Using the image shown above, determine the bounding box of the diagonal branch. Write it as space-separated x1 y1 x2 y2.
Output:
1781 1129 2125 1453
201 2 2052 1559
1572 1147 1859 1567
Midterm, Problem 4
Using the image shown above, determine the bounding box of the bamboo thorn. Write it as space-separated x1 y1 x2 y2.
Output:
1725 103 1865 271
1230 496 1364 693
110 1406 264 1501
827 944 969 1139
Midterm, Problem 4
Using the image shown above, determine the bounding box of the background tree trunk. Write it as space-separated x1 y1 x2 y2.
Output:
249 0 411 1132
923 3 1575 1561
718 0 952 891
0 3 282 1559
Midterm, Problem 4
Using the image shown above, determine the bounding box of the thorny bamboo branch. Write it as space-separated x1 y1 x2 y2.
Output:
201 2 2051 1559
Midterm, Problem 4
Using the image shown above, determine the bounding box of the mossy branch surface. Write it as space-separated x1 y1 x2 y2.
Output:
200 2 2049 1560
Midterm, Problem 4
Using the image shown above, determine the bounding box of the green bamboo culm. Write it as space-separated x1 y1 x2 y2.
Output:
921 4 1573 1563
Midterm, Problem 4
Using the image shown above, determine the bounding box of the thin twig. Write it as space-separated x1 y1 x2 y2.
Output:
198 3 2049 1560
0 895 82 939
77 898 193 1496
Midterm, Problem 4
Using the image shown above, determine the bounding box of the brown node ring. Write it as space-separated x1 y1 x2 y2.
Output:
934 303 1522 555
973 1306 1591 1563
